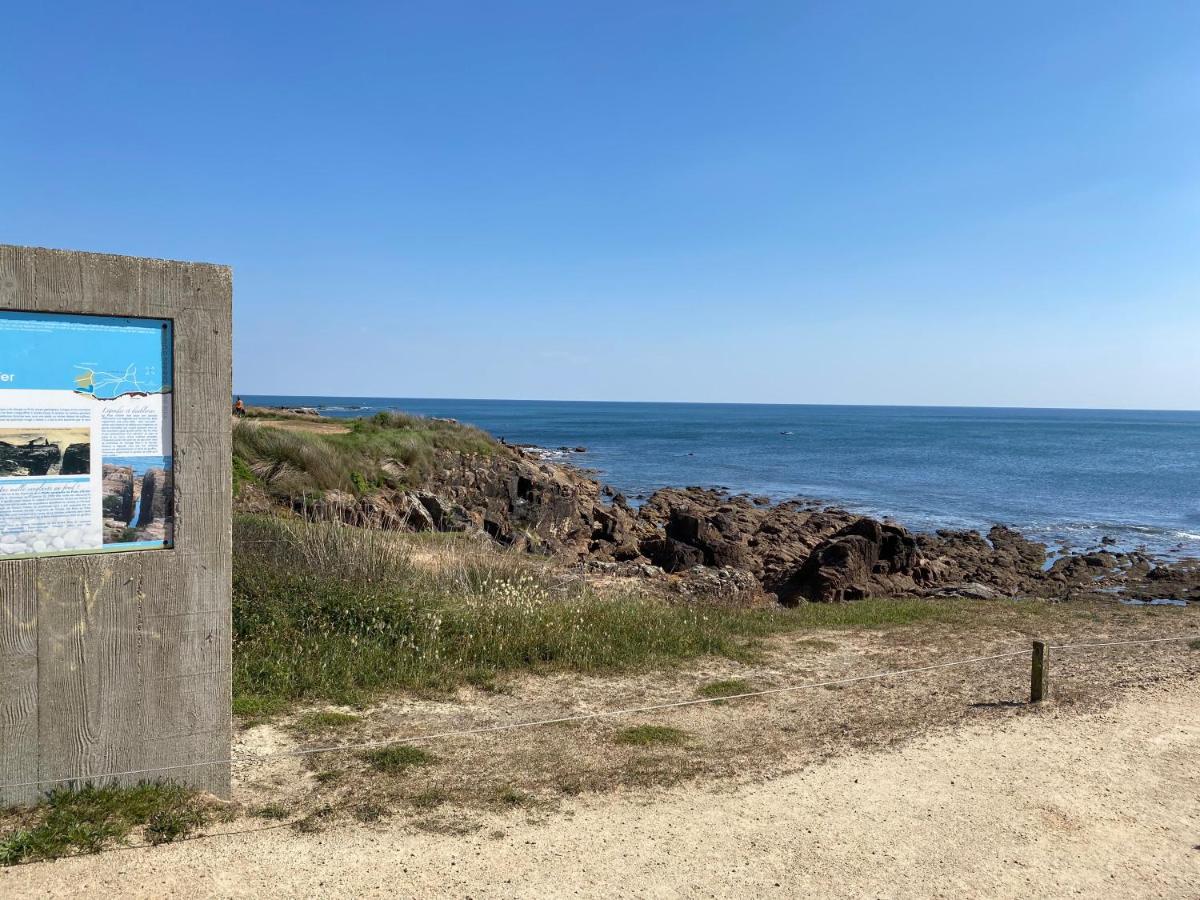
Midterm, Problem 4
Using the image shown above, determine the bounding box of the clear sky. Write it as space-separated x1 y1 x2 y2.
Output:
3 2 1198 409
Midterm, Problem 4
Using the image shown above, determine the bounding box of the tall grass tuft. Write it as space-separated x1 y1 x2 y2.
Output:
234 516 765 710
233 411 503 499
232 515 953 714
233 421 356 495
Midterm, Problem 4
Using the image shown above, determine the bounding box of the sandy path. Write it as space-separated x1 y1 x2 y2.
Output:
6 681 1198 898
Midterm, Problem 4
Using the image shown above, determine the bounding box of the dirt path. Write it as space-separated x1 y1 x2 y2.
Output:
6 679 1197 898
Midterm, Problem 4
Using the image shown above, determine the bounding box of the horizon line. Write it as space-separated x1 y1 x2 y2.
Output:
235 392 1200 415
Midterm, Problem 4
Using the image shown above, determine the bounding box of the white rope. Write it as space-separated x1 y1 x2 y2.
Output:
3 633 1196 793
1051 636 1196 650
1 647 1029 792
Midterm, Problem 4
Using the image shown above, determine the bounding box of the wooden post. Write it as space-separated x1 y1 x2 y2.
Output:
1030 640 1049 702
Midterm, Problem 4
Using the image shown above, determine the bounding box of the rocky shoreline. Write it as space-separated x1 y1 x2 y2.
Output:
239 411 1200 606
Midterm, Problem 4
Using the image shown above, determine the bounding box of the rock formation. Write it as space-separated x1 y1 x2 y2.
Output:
60 442 90 475
135 468 172 529
102 464 136 523
235 417 1200 606
0 438 62 476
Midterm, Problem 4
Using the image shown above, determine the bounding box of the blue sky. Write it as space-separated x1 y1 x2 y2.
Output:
3 2 1198 408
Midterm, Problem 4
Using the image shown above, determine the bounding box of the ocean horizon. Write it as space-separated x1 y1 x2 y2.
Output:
241 395 1200 560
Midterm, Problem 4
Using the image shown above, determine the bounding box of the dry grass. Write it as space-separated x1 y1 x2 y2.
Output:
231 515 958 715
233 410 502 498
226 593 1200 837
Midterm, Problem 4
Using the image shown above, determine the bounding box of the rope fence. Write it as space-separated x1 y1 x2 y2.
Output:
2 633 1196 794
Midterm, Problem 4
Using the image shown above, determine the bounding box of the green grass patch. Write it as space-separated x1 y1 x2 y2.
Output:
234 516 779 709
362 745 435 775
230 516 959 715
614 725 690 746
0 784 207 865
251 803 292 820
409 787 451 810
292 710 361 733
698 678 754 699
232 455 256 498
491 785 533 807
233 411 502 500
775 598 957 629
1189 638 1200 650
232 693 290 722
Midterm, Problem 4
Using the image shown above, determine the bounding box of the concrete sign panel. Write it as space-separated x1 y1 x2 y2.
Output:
0 311 174 558
0 245 231 807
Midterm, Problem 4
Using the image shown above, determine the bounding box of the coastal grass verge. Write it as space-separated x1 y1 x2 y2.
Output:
232 515 960 716
232 411 500 498
0 784 220 865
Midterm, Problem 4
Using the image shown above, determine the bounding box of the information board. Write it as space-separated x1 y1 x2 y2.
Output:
0 310 173 558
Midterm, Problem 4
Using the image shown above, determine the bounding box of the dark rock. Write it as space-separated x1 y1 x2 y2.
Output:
135 468 171 528
102 464 136 523
0 438 60 476
776 519 925 604
639 536 705 573
60 442 91 475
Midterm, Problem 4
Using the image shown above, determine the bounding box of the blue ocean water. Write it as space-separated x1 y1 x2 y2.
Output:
242 396 1200 559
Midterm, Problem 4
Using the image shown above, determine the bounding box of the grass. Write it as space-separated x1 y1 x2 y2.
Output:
491 785 533 808
361 745 436 775
252 803 292 820
698 678 754 699
233 410 501 498
0 784 208 865
410 787 451 810
231 514 958 715
614 725 690 746
1189 638 1200 650
292 710 361 734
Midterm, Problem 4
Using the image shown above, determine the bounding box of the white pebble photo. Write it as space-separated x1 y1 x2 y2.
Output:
0 524 103 556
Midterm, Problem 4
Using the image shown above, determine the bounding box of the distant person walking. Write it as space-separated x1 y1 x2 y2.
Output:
233 397 246 417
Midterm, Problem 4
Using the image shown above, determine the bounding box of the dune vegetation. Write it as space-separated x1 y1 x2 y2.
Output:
232 410 500 499
231 514 950 718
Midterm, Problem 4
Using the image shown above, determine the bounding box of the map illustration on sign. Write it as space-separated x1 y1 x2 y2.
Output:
0 311 173 559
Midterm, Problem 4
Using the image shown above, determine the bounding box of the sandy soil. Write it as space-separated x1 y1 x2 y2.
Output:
5 674 1198 898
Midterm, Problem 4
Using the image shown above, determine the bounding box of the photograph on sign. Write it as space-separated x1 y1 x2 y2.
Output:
0 310 173 558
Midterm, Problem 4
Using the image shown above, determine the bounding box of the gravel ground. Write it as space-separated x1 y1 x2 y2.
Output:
4 675 1198 898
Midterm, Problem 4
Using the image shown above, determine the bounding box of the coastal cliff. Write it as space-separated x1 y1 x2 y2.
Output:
233 409 1199 605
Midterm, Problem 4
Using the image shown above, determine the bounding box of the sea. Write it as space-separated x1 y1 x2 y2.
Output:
242 396 1200 560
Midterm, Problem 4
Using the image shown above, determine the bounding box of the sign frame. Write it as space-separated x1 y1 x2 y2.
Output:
0 309 177 560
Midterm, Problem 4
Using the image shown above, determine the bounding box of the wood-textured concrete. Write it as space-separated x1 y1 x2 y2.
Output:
0 245 232 805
